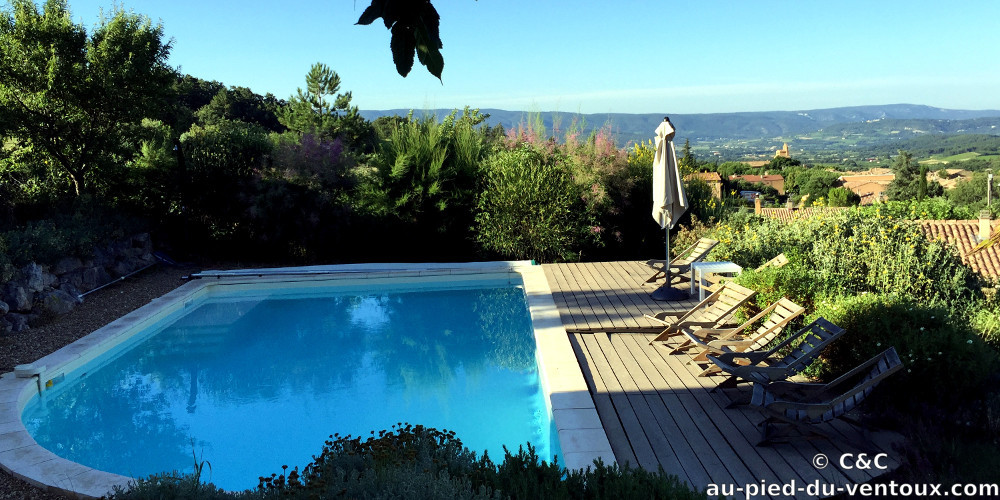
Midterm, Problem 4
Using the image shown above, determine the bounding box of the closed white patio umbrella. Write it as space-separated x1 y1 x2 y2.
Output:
650 116 689 301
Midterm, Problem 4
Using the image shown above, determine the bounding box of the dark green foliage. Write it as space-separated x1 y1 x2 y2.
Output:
474 145 595 262
360 108 486 259
782 166 840 201
280 63 371 149
886 150 922 201
718 210 983 313
856 197 983 220
806 294 998 409
108 425 707 500
109 472 253 500
826 186 860 206
591 141 663 259
678 139 696 174
168 75 226 133
196 87 286 133
712 161 754 179
0 0 175 196
0 206 141 271
356 0 444 79
767 155 801 169
177 120 272 244
947 171 990 208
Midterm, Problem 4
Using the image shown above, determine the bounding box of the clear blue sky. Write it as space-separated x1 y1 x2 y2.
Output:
54 0 1000 114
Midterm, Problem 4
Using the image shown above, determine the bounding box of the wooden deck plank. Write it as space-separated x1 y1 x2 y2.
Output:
579 333 661 470
570 263 631 329
543 265 586 330
607 335 742 487
635 335 829 486
585 262 654 325
615 334 800 488
568 333 639 468
562 263 619 330
586 333 694 480
648 333 868 485
541 262 902 496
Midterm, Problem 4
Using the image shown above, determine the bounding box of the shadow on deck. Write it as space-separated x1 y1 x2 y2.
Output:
543 261 903 498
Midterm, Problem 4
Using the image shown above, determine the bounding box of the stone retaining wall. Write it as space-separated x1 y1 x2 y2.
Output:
0 233 155 335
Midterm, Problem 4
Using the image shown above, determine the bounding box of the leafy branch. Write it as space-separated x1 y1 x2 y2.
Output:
356 0 444 80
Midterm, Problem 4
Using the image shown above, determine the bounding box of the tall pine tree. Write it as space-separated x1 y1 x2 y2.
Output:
886 150 921 201
279 63 369 147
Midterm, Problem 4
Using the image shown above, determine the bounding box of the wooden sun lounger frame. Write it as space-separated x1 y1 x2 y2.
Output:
670 297 806 376
645 282 757 344
750 347 903 447
707 317 845 388
644 238 719 284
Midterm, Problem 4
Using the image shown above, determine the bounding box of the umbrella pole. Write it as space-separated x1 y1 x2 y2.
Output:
650 226 689 301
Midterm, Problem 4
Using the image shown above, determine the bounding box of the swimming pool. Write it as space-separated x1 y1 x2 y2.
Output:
0 262 614 497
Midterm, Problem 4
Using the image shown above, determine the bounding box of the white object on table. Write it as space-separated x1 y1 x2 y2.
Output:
690 261 743 300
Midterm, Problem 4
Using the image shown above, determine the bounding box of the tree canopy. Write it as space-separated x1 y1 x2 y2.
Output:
0 0 175 196
280 63 369 147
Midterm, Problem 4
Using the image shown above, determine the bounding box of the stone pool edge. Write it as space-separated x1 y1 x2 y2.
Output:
0 261 614 498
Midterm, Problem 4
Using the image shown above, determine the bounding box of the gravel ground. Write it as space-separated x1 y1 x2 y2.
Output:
0 263 200 499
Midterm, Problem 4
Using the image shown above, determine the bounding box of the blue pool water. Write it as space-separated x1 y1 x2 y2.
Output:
22 280 558 490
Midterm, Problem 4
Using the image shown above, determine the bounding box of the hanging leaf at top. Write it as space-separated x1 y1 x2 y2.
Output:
356 0 444 80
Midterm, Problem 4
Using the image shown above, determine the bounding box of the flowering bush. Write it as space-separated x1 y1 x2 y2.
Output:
718 210 982 312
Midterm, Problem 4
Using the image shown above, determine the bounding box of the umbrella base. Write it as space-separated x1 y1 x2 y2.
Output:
650 284 689 302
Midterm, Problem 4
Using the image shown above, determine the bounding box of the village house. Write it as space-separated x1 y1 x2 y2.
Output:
729 174 786 194
684 172 723 198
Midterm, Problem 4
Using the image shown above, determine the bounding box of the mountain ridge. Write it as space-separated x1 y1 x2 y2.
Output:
359 104 1000 145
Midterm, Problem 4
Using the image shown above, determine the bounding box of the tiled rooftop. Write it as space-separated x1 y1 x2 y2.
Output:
686 172 722 182
731 174 784 182
920 219 1000 281
757 207 849 222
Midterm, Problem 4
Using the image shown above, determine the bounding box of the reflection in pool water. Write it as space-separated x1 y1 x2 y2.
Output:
22 285 555 490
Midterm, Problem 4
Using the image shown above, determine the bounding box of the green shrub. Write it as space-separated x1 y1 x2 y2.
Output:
0 207 141 268
475 145 596 262
107 425 709 500
804 293 998 408
734 263 822 317
713 209 982 313
108 472 250 500
971 290 1000 349
858 198 982 220
826 186 860 207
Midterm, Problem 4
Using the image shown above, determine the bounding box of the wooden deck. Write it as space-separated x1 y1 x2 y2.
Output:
543 261 902 495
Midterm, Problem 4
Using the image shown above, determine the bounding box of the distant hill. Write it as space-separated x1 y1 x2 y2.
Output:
360 104 1000 145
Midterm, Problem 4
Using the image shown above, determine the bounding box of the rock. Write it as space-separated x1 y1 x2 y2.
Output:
82 267 100 290
53 257 84 275
92 247 113 268
21 263 44 292
0 300 7 316
61 270 85 290
0 317 11 336
42 271 58 289
112 260 132 278
39 289 76 315
3 285 32 312
5 313 29 334
95 267 111 287
134 233 153 254
58 283 84 304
